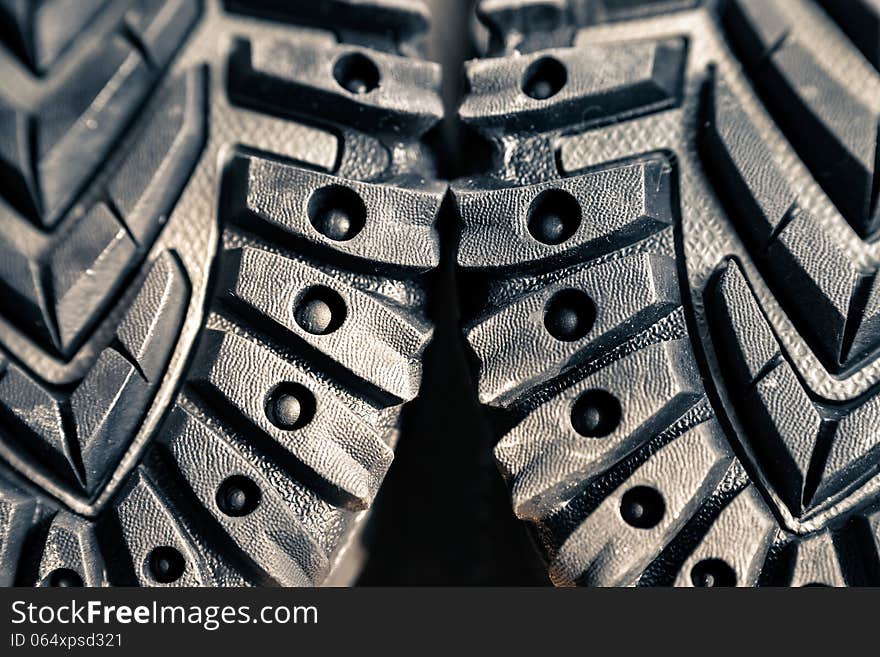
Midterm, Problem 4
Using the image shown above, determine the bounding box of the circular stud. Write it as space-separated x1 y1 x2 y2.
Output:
147 546 186 584
527 188 582 245
690 558 737 587
293 285 347 335
308 185 367 241
571 389 622 437
216 475 262 517
620 486 665 529
46 568 83 587
266 382 317 431
522 56 567 100
333 53 380 94
544 289 596 341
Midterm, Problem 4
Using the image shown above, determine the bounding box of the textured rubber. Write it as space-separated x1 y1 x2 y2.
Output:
0 0 441 586
457 0 880 586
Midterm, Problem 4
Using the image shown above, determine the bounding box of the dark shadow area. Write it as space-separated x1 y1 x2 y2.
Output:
356 0 550 585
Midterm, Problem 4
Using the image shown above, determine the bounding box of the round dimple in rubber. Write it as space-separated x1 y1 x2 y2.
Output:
293 286 347 335
266 382 316 431
690 558 737 587
620 486 665 529
216 475 262 517
571 389 622 437
544 289 596 341
527 188 581 245
308 185 367 241
45 568 83 587
522 56 567 100
147 546 186 584
333 52 380 94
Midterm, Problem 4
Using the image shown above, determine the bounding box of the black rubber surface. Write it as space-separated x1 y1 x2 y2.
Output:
0 0 443 586
3 0 880 588
458 0 880 586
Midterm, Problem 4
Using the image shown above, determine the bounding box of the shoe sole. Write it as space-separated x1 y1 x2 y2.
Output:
457 0 880 586
0 0 441 586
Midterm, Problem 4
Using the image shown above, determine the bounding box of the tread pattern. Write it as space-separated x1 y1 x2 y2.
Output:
462 0 880 586
459 38 685 134
0 0 203 512
0 252 188 501
711 260 880 516
0 1 109 74
701 71 880 372
477 0 700 54
724 0 880 238
222 0 430 55
0 0 441 587
0 0 201 357
818 0 880 70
